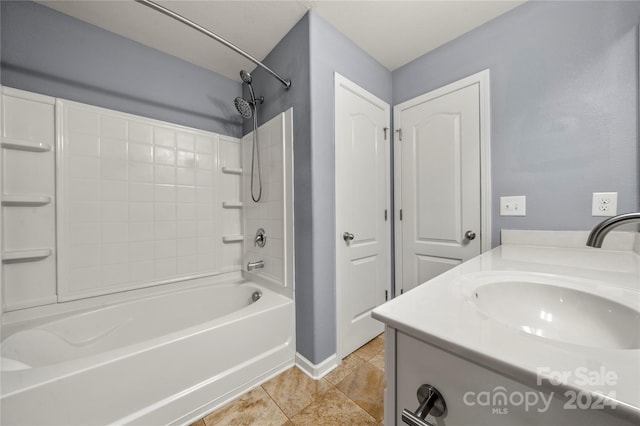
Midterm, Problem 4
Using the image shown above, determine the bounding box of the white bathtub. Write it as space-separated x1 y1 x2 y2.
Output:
0 278 295 425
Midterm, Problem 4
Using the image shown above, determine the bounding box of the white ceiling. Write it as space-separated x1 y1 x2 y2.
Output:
37 0 525 83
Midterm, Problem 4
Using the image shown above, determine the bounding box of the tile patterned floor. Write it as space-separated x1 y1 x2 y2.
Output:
191 333 385 425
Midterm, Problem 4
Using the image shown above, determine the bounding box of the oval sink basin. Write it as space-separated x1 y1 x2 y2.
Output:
472 282 640 350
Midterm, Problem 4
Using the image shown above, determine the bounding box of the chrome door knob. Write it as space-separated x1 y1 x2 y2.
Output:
464 230 476 240
343 232 355 242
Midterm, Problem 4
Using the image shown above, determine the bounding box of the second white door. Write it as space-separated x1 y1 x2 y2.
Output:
335 74 390 359
395 71 490 293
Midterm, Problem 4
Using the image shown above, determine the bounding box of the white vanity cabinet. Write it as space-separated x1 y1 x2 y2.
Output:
374 234 640 426
388 327 634 426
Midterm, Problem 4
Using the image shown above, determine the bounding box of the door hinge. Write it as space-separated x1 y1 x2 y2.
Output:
384 209 388 221
383 127 388 140
385 290 388 301
395 128 402 141
400 288 404 295
399 209 403 220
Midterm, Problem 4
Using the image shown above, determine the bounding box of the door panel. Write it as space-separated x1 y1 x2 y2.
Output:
398 83 482 293
336 74 390 359
416 255 462 285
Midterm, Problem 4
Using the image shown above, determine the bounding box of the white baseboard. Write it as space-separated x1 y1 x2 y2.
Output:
295 352 338 380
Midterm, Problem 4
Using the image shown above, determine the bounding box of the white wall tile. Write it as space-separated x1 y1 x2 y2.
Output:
176 133 195 151
195 135 214 154
129 183 153 202
177 256 197 274
129 222 153 242
154 221 177 240
129 143 153 163
69 223 101 246
102 263 129 286
154 203 176 221
69 155 100 179
177 221 197 238
130 261 154 281
59 101 241 300
68 108 99 135
101 202 128 222
70 179 100 201
100 138 127 160
154 239 176 258
100 116 127 140
154 146 176 166
154 128 176 148
69 202 101 223
177 238 197 256
177 204 196 221
68 132 100 157
176 167 195 185
102 243 129 265
101 158 128 181
129 122 153 144
102 222 128 244
177 150 195 168
154 258 176 278
154 184 176 203
176 185 196 203
130 203 153 222
101 180 128 201
130 241 155 262
154 165 176 185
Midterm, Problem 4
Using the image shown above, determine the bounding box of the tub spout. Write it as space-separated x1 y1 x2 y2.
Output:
247 260 264 271
586 212 640 248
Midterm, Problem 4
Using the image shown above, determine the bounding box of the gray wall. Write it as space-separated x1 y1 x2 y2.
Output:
393 0 640 245
246 11 391 364
242 14 314 362
1 1 242 137
307 11 391 363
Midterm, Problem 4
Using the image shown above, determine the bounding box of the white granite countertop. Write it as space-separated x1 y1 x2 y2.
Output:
373 231 640 422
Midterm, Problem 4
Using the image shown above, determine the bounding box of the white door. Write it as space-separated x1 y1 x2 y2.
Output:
335 74 390 359
395 71 491 293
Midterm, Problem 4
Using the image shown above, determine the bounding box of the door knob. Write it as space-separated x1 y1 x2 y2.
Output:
343 232 355 242
464 230 476 240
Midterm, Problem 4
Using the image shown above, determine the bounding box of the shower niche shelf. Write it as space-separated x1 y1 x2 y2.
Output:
1 138 52 152
222 201 243 209
2 194 52 206
2 248 52 263
221 166 243 175
222 235 244 243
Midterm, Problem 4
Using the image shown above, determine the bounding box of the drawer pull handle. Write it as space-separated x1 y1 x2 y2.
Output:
401 384 446 426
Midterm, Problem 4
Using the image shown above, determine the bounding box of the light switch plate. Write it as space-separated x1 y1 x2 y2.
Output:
500 196 526 216
592 192 617 216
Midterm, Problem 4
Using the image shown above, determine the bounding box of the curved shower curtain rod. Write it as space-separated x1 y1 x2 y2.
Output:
134 0 292 89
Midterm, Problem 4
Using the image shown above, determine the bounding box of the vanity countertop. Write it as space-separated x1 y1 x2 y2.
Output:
373 238 640 422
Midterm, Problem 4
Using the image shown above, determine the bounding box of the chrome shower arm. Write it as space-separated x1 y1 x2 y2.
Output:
135 0 292 89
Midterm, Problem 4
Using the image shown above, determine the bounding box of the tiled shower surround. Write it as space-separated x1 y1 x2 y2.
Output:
243 110 294 291
57 100 243 301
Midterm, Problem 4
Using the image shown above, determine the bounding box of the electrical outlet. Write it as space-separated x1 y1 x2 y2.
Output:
500 196 526 216
592 192 617 216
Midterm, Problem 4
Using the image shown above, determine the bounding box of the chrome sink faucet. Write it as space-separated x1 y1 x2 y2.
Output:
586 212 640 248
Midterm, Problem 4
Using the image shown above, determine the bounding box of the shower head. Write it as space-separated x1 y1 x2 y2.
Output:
240 70 252 84
234 97 253 119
